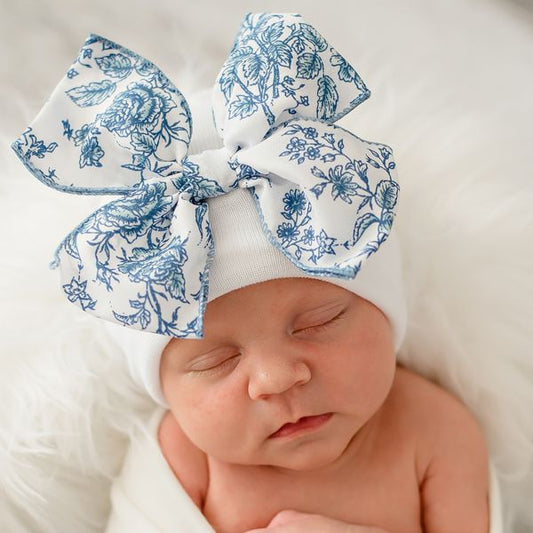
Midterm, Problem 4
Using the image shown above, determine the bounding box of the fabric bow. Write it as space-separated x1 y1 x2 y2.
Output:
12 12 399 338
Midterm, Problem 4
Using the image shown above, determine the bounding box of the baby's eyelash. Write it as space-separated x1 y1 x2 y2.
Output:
295 310 345 335
191 354 240 376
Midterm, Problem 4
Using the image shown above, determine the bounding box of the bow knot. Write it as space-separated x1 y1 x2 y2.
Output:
184 149 237 200
12 13 399 338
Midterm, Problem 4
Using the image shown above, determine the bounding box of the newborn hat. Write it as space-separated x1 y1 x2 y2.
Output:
12 13 406 405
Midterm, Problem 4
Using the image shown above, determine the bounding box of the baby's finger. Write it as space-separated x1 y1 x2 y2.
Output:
268 509 307 526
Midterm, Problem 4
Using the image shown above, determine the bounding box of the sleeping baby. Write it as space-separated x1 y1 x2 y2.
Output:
156 275 489 532
12 12 491 533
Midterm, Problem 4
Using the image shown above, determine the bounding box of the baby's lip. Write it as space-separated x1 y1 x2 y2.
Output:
269 413 332 439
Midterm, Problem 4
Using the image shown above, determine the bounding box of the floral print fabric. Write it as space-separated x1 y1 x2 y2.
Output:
12 12 399 338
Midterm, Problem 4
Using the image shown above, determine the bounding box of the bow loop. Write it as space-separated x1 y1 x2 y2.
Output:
12 34 192 195
234 119 398 277
213 13 370 150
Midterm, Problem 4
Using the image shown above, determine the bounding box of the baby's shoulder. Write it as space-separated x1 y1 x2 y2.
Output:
388 366 480 430
389 365 472 421
386 366 488 482
158 410 208 509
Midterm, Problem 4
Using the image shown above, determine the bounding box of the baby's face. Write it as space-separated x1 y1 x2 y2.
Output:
160 278 395 472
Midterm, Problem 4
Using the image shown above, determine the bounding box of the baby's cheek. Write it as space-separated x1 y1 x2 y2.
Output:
176 386 243 447
323 341 394 405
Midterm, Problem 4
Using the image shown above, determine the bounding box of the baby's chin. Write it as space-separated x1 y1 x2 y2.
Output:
263 442 354 474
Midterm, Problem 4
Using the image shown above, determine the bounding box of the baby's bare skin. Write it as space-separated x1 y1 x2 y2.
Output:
160 367 488 532
158 279 489 533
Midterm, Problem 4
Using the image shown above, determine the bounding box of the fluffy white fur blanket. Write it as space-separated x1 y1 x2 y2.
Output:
1 0 532 531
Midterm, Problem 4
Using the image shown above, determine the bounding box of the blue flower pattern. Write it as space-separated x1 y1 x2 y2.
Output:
12 128 59 186
63 276 96 311
276 122 398 259
12 13 399 338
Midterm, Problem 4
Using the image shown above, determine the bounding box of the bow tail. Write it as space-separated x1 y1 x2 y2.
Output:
234 119 399 278
55 184 212 338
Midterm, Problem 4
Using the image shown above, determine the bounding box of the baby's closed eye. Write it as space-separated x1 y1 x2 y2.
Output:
186 348 241 374
292 307 347 337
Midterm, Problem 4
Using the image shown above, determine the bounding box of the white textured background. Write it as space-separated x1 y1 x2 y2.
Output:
1 0 533 531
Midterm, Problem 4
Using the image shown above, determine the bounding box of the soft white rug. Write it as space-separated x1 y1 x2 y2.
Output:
1 0 532 531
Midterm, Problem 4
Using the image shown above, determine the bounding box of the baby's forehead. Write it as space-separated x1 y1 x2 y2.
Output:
165 279 352 345
209 277 352 307
201 279 357 332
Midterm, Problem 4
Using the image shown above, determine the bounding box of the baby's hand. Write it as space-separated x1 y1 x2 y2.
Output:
244 509 388 533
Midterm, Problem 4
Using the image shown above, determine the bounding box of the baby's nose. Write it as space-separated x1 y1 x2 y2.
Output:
247 348 311 400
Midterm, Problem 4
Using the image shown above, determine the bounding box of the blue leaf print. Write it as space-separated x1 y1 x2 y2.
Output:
118 240 189 303
379 212 394 233
242 53 268 82
261 20 284 43
353 212 380 243
292 36 305 54
95 53 133 79
218 69 237 101
136 60 158 77
131 133 157 154
166 267 187 301
194 203 208 240
296 52 323 80
317 75 338 120
173 159 227 201
375 180 399 209
66 80 117 107
218 46 254 100
270 41 292 68
330 53 356 83
228 94 258 119
300 23 327 52
113 306 152 329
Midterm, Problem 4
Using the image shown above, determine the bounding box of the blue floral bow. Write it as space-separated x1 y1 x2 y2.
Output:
12 13 399 338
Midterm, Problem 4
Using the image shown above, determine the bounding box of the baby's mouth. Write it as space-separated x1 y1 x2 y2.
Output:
269 413 332 439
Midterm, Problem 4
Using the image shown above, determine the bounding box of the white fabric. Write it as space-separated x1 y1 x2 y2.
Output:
118 88 407 407
105 408 214 533
106 408 503 533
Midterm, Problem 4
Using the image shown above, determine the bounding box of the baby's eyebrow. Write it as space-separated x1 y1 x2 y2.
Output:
176 340 237 361
165 337 214 359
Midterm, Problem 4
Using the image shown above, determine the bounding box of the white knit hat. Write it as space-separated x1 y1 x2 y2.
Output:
109 89 406 406
12 16 407 407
